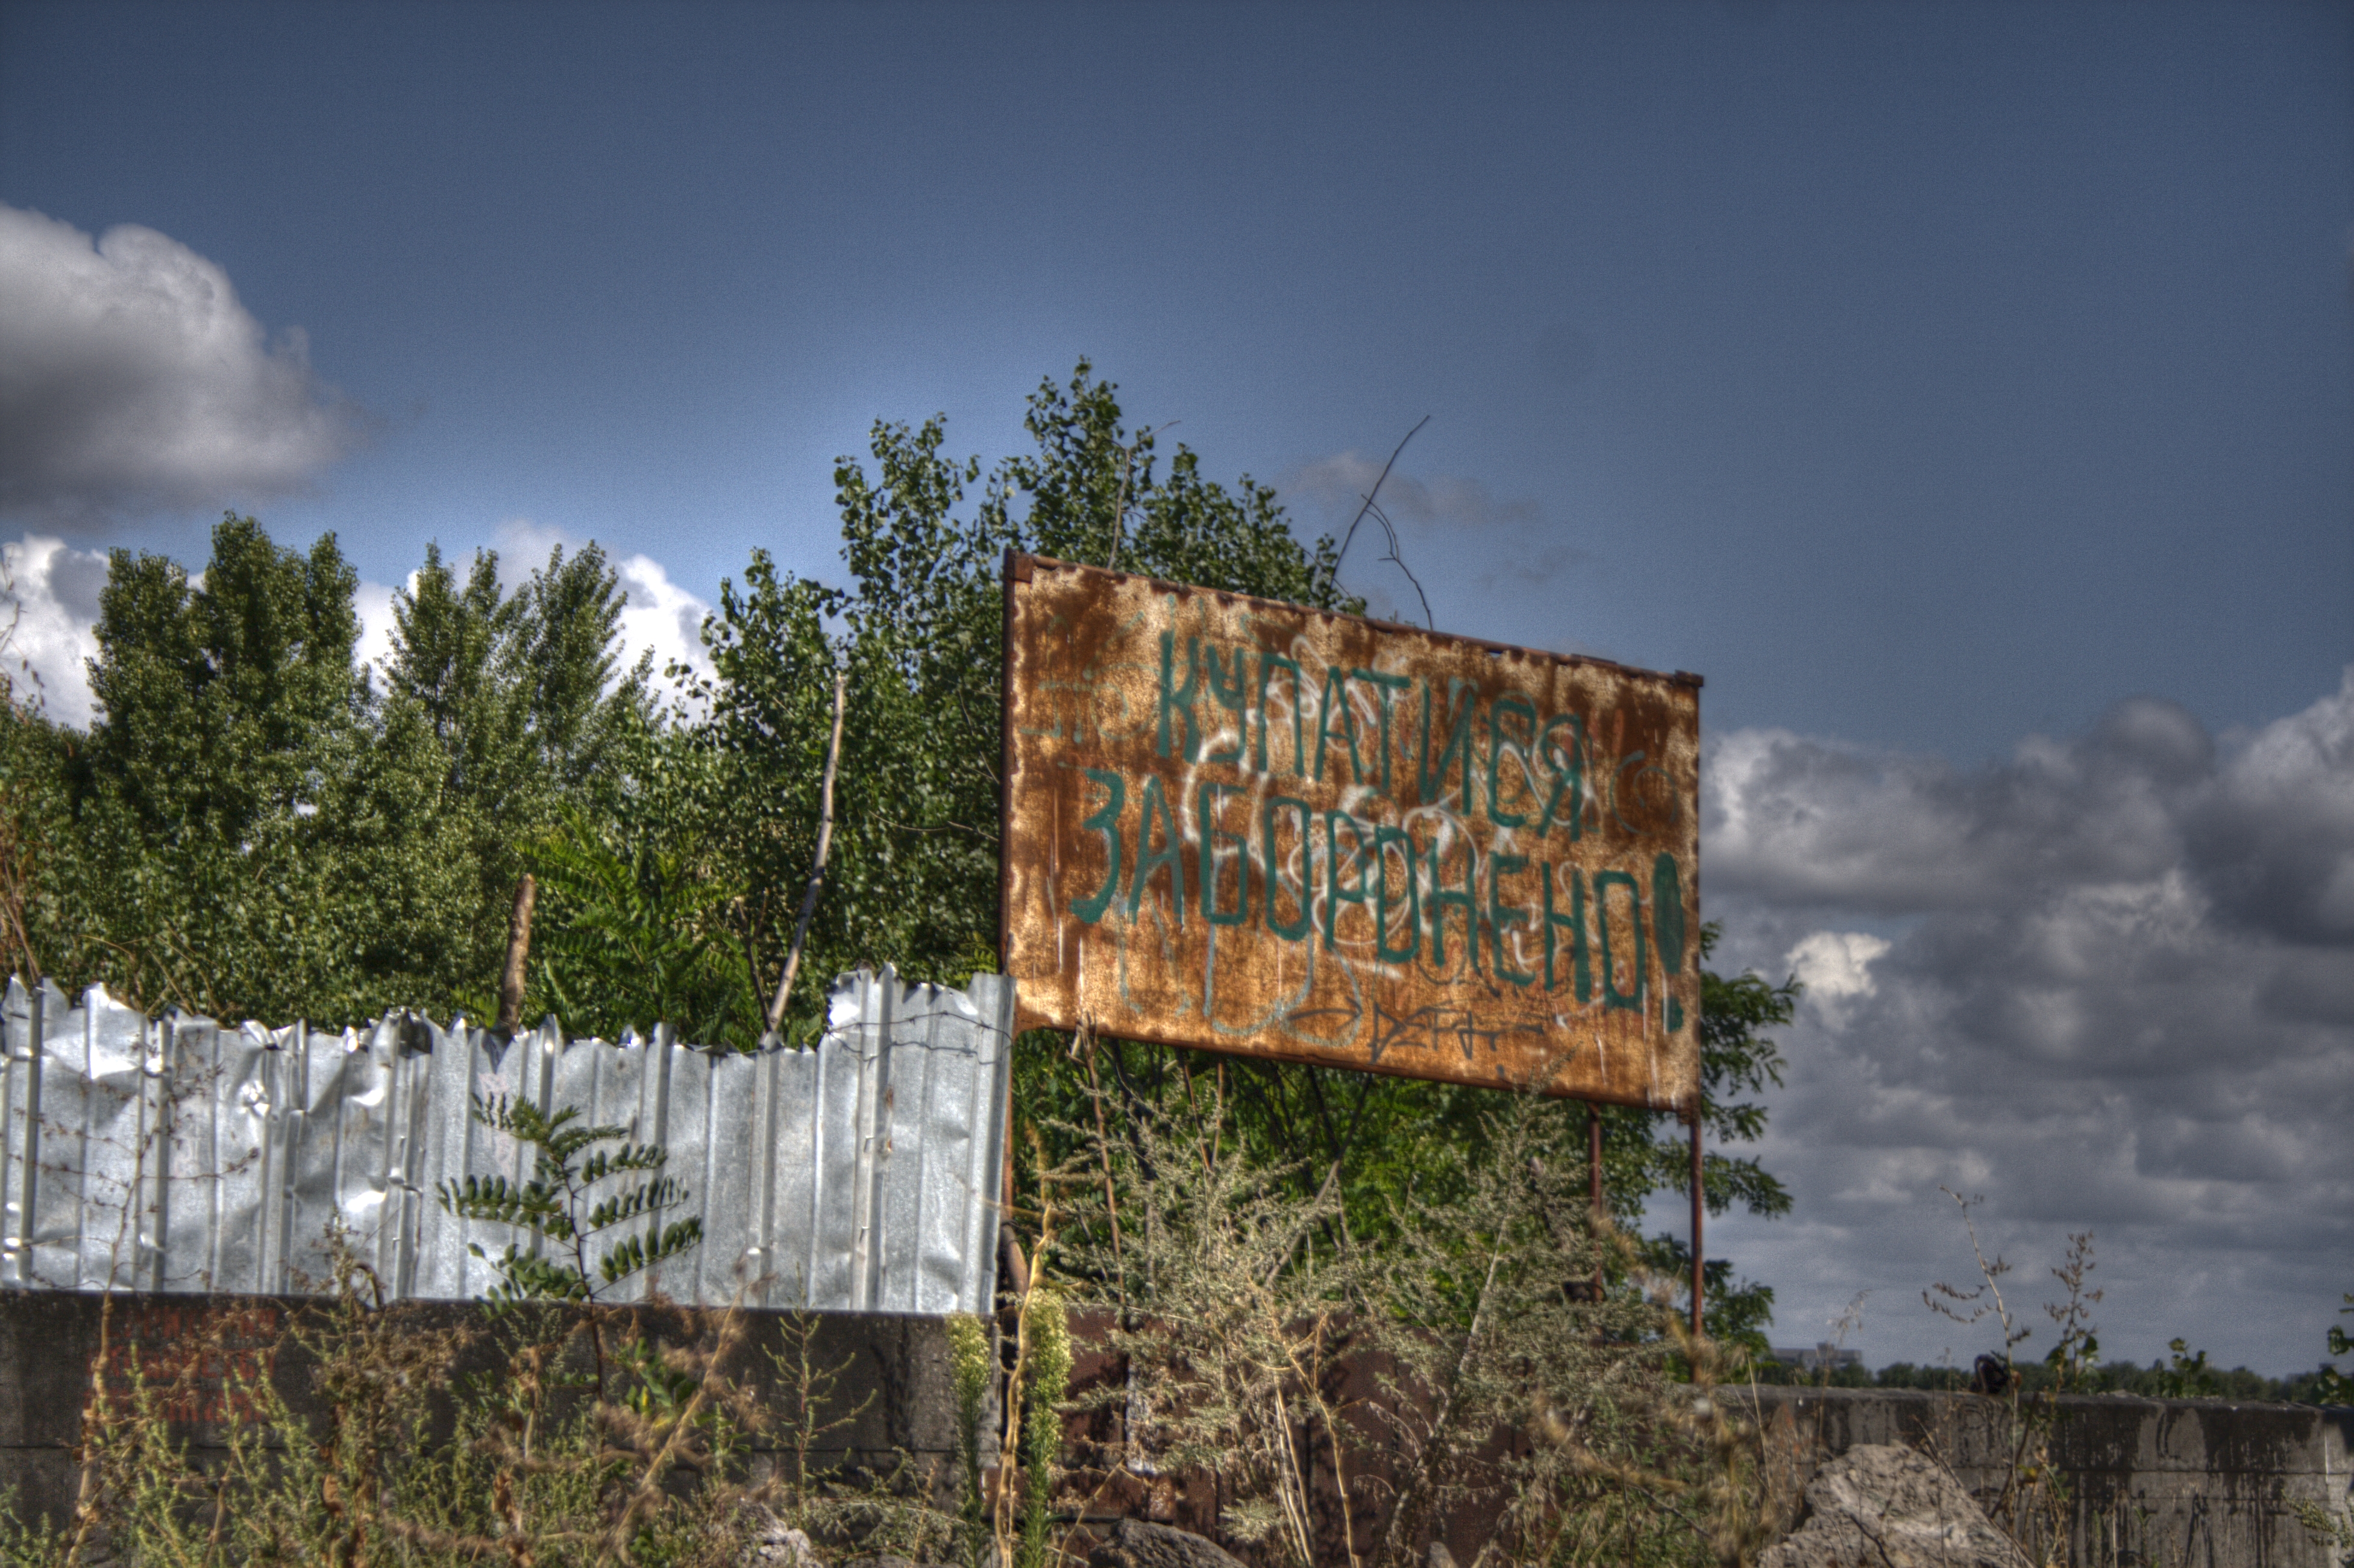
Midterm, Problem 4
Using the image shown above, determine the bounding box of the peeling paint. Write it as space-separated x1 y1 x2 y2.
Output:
1002 554 1701 1109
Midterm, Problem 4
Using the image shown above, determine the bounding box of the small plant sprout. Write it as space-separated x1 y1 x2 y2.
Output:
2315 1291 2354 1406
1924 1194 2108 1566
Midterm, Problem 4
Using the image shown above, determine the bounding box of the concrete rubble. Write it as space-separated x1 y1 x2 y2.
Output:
1760 1443 2030 1568
1088 1518 1248 1568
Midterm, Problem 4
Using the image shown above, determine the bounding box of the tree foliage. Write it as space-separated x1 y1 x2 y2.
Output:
436 1094 702 1307
4 366 1799 1344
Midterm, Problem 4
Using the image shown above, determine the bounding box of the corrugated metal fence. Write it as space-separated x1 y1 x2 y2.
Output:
0 968 1012 1315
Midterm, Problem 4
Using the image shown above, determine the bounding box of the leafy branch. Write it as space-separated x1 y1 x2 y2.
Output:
437 1093 703 1394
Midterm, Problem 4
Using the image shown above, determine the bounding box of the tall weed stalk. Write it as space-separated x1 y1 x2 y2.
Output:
1052 1080 1774 1568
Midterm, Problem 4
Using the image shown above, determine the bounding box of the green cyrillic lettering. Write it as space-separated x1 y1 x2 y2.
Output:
1593 869 1645 1011
1313 667 1360 784
1262 794 1313 941
1489 695 1538 828
1417 677 1474 806
1204 646 1246 764
1535 713 1586 838
1489 851 1534 986
1157 631 1201 760
1427 834 1480 973
1374 824 1419 964
1323 811 1373 950
1070 768 1125 924
1127 774 1187 923
1255 653 1304 775
1354 669 1413 792
1198 781 1251 927
1543 862 1590 1000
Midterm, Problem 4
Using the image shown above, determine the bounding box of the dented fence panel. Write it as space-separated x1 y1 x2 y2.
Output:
0 968 1010 1314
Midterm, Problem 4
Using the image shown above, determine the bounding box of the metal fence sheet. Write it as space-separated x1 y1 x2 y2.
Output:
0 968 1010 1314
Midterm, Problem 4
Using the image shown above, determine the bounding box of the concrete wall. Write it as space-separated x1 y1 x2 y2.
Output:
2 1288 2346 1568
1744 1385 2354 1568
0 1289 967 1532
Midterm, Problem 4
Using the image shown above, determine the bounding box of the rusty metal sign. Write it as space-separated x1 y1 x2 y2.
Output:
999 553 1701 1111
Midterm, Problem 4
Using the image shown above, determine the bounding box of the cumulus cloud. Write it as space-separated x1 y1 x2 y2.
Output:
492 519 714 689
1696 673 2354 1374
4 521 715 730
1787 931 1891 1000
353 577 403 680
0 203 363 527
0 535 109 726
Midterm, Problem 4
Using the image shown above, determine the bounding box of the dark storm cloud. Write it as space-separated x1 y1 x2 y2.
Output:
1699 672 2354 1371
0 204 366 528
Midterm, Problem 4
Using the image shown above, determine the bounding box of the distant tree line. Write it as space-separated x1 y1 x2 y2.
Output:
1754 1355 2341 1404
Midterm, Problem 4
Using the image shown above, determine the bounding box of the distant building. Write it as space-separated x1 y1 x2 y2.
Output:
1771 1341 1864 1373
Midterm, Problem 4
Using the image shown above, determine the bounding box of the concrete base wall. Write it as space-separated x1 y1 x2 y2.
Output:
1 1289 2347 1568
0 1289 965 1533
1744 1385 2354 1568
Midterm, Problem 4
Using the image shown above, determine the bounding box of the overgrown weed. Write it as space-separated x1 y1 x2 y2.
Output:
1042 1075 1781 1568
1922 1190 2104 1568
0 1235 967 1567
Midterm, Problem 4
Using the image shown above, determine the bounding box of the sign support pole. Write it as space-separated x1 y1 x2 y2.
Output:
1689 1107 1704 1340
1587 1103 1604 1298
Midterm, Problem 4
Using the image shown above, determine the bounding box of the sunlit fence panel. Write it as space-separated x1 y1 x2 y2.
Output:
0 967 1012 1315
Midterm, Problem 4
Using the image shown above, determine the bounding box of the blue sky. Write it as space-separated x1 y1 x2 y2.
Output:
4 0 2350 1374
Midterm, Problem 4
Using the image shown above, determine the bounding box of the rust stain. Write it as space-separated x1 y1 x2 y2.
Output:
1000 554 1701 1111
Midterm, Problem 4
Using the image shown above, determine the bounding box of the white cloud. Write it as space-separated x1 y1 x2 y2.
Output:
492 519 714 689
0 203 363 527
5 522 715 729
1697 672 2354 1374
613 551 714 685
353 577 404 683
1 535 108 726
1284 450 1542 532
1786 930 1891 1000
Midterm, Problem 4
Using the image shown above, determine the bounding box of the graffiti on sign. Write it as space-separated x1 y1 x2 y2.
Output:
999 554 1702 1110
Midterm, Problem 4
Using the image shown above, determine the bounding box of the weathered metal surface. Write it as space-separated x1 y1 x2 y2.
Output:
1001 553 1701 1109
0 967 1013 1314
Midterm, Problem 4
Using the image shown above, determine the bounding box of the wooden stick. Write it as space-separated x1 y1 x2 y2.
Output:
495 874 536 1036
766 670 849 1038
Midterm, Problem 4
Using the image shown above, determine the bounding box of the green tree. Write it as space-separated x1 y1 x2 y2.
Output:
49 515 474 1021
384 538 659 1021
694 363 1794 1347
683 362 1359 1041
526 804 756 1044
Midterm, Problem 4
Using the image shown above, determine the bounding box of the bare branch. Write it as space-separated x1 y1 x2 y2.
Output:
1332 415 1435 629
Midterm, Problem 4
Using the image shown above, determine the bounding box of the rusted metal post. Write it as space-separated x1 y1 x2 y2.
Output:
999 550 1025 1305
1587 1102 1604 1297
1689 1108 1704 1339
1587 1103 1602 1217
